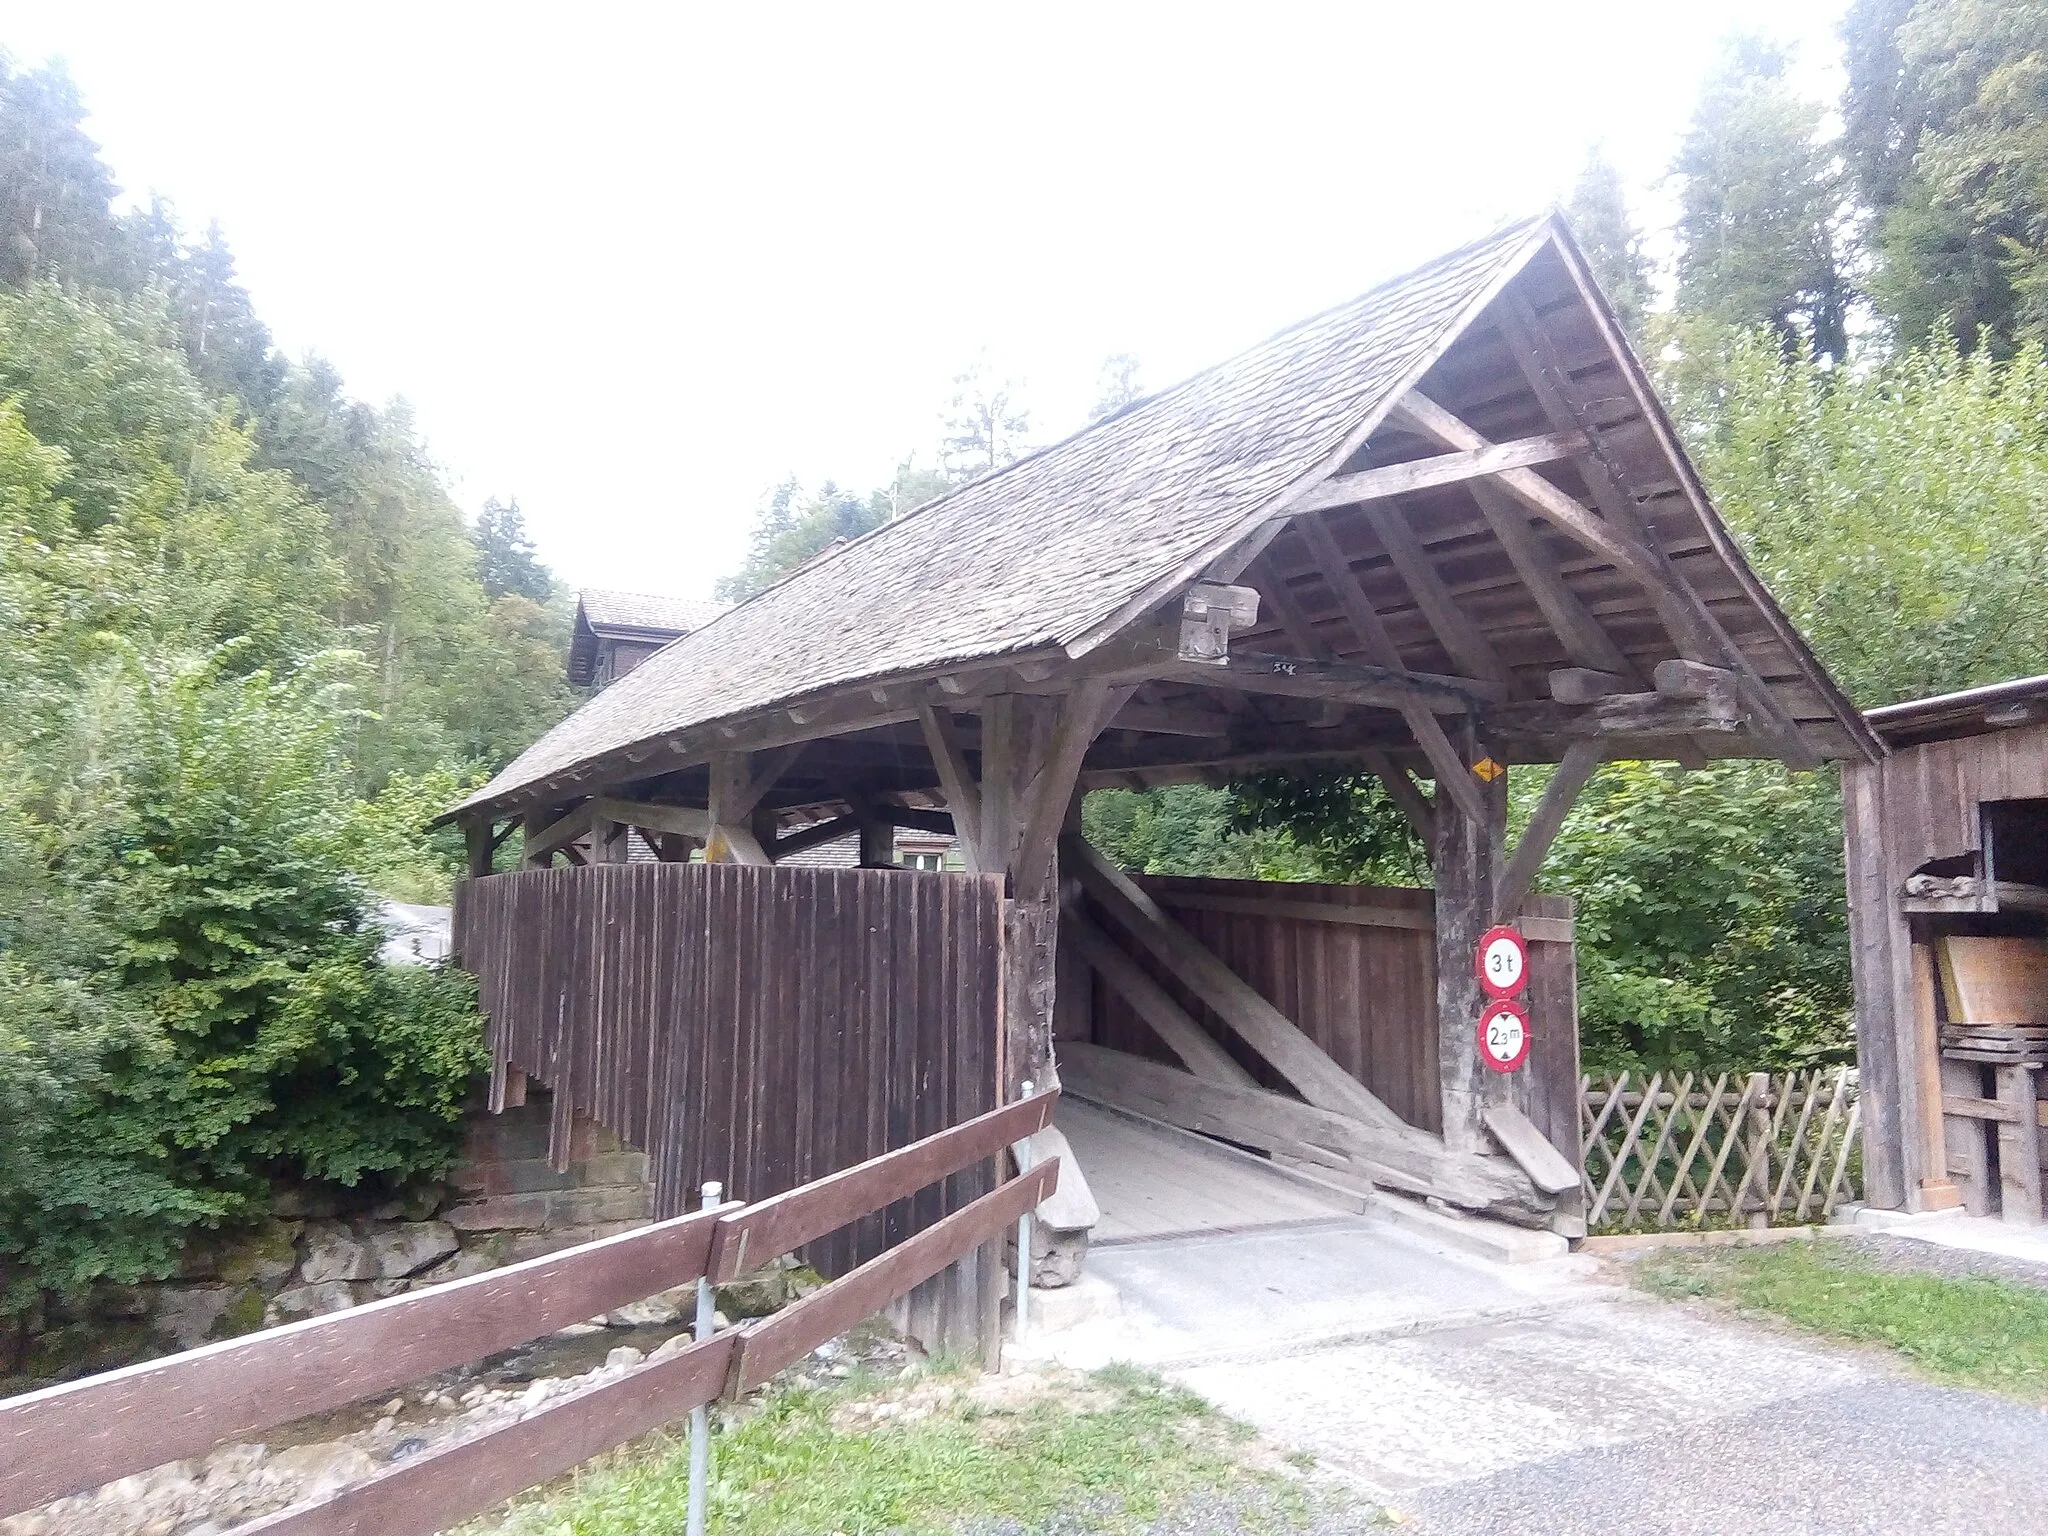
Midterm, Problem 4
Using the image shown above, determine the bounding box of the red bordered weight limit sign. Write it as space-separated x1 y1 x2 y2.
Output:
1476 924 1529 999
1477 998 1530 1073
1474 924 1531 1073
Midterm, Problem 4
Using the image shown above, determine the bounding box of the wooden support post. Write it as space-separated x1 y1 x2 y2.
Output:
592 819 631 863
464 819 495 879
917 705 983 872
1493 741 1604 924
854 796 896 869
705 752 772 865
1433 724 1509 1152
1996 1064 2042 1226
1360 749 1435 851
1842 761 1920 1210
1911 943 1964 1211
982 695 1058 1096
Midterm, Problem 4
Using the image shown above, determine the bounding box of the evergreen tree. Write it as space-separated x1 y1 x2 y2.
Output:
173 222 284 415
0 59 122 291
1673 38 1851 362
472 496 552 602
1565 149 1654 351
1846 0 2048 352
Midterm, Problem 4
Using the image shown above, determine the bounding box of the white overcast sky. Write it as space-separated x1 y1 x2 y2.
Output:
6 1 1849 599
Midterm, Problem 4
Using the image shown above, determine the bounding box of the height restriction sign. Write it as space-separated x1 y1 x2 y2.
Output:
1477 999 1530 1073
1476 924 1529 999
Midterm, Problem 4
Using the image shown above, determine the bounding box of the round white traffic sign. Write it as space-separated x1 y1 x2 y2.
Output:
1477 999 1530 1073
1476 924 1529 999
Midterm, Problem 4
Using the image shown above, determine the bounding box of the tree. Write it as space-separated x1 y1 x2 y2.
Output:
171 222 284 415
1565 149 1654 351
1088 353 1145 422
1846 0 2048 352
1678 327 2048 707
714 477 892 603
940 356 1031 482
472 496 552 602
0 59 122 292
1673 38 1851 362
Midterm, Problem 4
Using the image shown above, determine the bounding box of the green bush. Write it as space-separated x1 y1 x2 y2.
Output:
0 650 487 1316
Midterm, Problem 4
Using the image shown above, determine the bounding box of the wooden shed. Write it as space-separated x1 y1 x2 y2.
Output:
444 214 1871 1327
1848 675 2048 1222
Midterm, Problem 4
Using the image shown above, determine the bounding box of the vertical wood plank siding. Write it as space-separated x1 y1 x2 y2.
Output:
1845 716 2048 1211
453 865 1003 1277
1085 876 1580 1158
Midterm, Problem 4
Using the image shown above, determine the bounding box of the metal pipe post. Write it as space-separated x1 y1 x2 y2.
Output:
686 1179 722 1536
1013 1082 1033 1341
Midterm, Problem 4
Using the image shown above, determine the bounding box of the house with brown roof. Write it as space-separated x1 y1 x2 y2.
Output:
567 589 724 690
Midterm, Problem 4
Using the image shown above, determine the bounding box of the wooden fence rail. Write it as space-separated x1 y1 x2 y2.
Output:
0 1091 1059 1533
1580 1068 1861 1230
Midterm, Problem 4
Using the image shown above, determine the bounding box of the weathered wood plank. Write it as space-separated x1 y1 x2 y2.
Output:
710 1092 1057 1283
0 1205 729 1516
1069 837 1404 1128
727 1163 1058 1395
1068 917 1258 1086
235 1336 737 1536
1059 1042 1543 1216
1482 1102 1582 1195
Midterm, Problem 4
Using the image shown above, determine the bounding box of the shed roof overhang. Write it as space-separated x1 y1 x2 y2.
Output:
445 216 1876 832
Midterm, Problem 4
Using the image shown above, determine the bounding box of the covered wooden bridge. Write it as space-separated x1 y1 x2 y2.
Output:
446 214 1872 1312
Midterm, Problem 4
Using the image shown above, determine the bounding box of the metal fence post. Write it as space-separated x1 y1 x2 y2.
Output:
1012 1082 1034 1343
687 1179 722 1536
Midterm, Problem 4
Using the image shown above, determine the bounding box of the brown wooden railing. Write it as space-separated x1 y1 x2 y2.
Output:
0 1091 1059 1534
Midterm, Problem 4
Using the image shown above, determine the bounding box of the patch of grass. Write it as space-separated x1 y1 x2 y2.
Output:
475 1363 1308 1536
1641 1240 2048 1400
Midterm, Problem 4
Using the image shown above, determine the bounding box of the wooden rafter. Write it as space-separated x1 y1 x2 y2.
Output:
1296 513 1487 822
1467 479 1639 678
1250 555 1334 658
1360 494 1513 692
1493 291 1820 769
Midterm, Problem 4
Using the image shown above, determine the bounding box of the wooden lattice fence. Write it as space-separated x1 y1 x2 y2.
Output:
1580 1069 1861 1230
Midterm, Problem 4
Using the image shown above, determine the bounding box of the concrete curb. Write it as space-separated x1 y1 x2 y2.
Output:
1577 1225 1835 1255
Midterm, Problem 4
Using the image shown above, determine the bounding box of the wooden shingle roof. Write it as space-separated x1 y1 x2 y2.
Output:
465 219 1560 814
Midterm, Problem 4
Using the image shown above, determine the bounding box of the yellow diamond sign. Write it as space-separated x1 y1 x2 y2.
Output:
1471 756 1505 783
